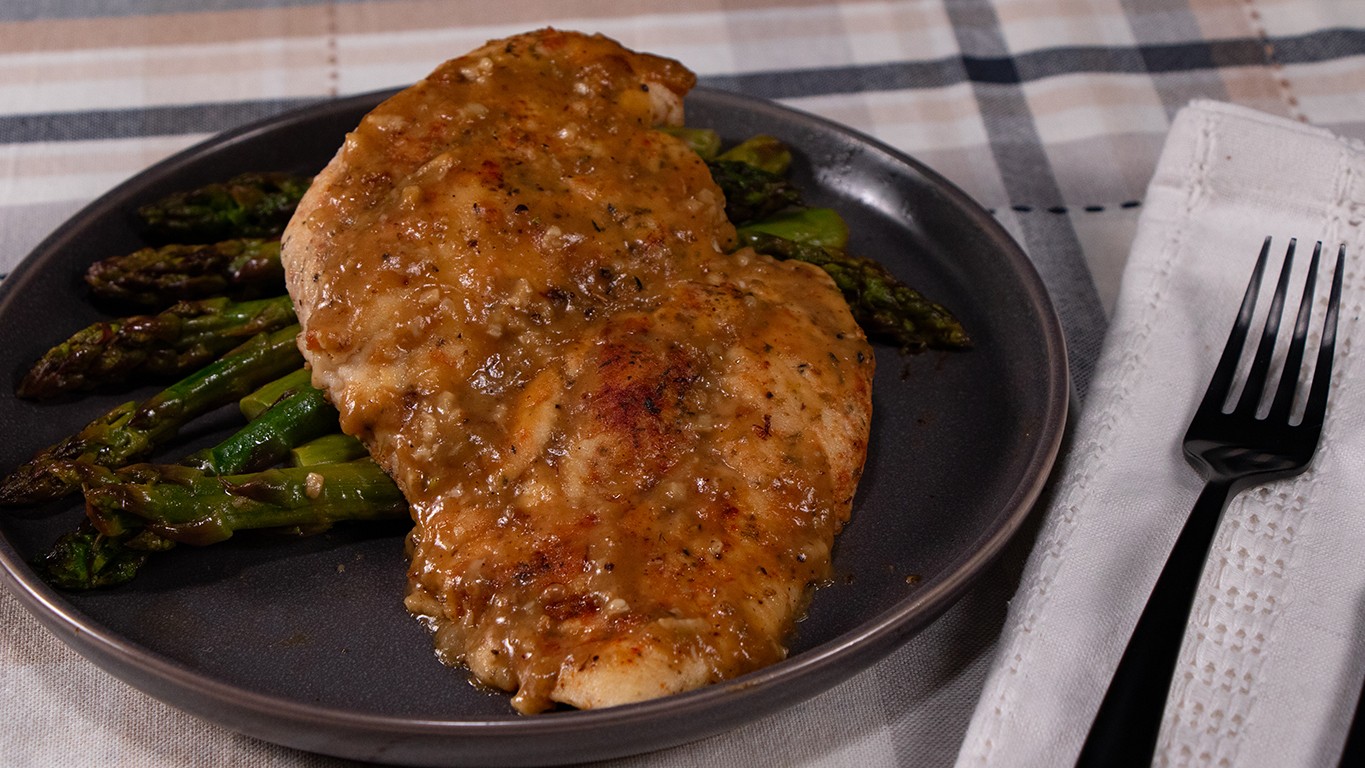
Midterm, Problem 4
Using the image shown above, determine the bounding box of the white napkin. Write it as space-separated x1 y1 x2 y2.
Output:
955 100 1365 768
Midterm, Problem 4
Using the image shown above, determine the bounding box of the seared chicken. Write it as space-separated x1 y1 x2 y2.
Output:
281 29 873 713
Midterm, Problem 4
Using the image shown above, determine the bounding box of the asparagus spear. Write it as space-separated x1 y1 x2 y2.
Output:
136 172 312 244
0 325 304 505
738 207 849 250
37 382 365 589
706 160 803 225
39 455 401 589
239 367 312 420
713 151 971 351
291 433 368 467
84 238 285 307
82 460 406 546
183 382 339 475
660 126 722 160
716 134 793 176
17 295 296 400
738 230 971 351
36 521 164 590
28 461 178 591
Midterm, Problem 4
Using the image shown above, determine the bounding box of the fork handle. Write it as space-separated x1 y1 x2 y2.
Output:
1076 478 1235 767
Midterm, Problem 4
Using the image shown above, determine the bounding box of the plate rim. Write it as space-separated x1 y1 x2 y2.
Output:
0 85 1069 761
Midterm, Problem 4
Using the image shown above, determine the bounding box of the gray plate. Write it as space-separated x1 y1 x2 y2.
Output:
0 88 1067 766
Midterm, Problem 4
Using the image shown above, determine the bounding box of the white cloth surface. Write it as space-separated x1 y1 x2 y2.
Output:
956 100 1365 768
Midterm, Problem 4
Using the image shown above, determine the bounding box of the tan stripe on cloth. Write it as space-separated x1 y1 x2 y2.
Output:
0 0 887 54
0 2 957 114
0 43 333 111
0 136 205 205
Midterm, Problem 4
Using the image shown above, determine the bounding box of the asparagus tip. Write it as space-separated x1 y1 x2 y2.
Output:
36 525 150 590
0 462 75 506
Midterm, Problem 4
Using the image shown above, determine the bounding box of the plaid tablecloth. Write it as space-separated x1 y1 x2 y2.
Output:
2 1 1363 765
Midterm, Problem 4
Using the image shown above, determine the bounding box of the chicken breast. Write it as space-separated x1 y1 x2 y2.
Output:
281 29 873 713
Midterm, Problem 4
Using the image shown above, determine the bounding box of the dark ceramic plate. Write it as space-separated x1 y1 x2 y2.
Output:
0 88 1067 766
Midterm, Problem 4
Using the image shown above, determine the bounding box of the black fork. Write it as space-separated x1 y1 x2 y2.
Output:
1076 236 1347 767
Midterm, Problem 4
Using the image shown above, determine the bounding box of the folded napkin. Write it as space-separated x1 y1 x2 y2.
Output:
955 101 1365 767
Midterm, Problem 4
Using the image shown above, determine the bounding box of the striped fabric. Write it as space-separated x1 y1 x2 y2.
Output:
1 1 1363 766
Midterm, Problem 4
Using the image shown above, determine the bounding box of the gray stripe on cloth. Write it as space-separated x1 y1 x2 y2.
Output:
1120 0 1230 117
1146 69 1237 122
0 98 325 144
943 1 1108 402
0 0 341 22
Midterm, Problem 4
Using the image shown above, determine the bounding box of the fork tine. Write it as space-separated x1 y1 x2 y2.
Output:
1198 236 1275 415
1236 237 1297 414
1268 241 1323 421
1298 243 1347 433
